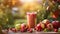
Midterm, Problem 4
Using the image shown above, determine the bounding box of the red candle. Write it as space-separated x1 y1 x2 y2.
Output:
27 12 37 28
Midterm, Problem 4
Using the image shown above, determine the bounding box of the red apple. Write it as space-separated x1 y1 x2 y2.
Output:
39 22 45 29
52 20 60 29
47 23 53 30
54 29 58 32
35 24 42 31
20 23 27 32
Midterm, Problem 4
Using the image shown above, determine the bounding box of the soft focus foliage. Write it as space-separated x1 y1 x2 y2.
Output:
0 0 60 29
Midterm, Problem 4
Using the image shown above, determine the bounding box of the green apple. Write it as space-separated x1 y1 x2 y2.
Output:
15 24 21 30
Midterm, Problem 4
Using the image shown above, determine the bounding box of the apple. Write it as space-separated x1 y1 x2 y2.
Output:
40 23 45 29
38 22 45 29
52 20 60 29
20 23 27 32
54 29 58 32
42 19 50 24
15 24 21 31
35 24 42 31
46 23 53 30
42 19 50 28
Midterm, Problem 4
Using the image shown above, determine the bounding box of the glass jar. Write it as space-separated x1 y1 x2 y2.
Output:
27 12 37 28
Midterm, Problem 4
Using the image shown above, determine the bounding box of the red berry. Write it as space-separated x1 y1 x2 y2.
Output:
28 28 33 33
54 29 58 32
20 28 26 32
12 28 17 32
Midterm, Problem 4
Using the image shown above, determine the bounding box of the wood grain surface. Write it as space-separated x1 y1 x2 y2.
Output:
8 30 60 34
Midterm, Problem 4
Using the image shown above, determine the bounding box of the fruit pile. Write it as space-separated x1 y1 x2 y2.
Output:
8 19 60 33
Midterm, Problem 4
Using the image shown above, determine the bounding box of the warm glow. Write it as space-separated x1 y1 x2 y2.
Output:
18 0 43 12
20 0 35 3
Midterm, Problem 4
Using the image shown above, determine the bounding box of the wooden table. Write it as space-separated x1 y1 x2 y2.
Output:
8 30 60 34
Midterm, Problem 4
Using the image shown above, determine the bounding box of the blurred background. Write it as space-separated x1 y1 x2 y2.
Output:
0 0 60 30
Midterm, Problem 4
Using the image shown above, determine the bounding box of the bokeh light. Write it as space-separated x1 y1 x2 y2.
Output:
20 0 35 3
